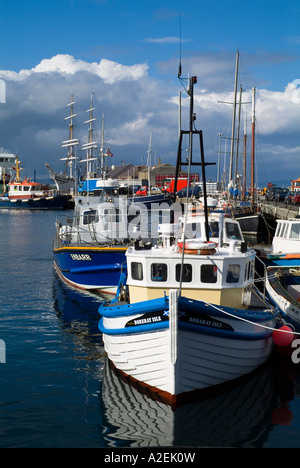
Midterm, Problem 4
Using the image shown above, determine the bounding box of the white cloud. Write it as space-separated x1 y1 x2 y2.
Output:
145 36 181 44
0 54 149 85
0 53 299 186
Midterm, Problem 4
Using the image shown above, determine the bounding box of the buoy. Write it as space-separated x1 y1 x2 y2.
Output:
178 240 217 255
271 406 293 426
273 325 295 347
273 325 295 356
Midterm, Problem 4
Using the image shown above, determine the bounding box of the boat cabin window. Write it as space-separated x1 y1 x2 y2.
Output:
200 264 218 283
226 264 240 283
290 223 300 239
185 223 201 238
277 222 287 238
83 210 99 225
209 221 219 238
151 263 168 282
275 223 282 237
24 186 30 191
176 263 193 282
282 223 289 238
185 221 218 238
244 261 254 281
131 262 143 281
225 222 242 240
103 208 122 223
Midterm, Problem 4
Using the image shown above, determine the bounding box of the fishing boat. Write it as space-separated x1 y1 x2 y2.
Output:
53 192 130 296
98 74 281 408
263 218 300 326
0 157 70 210
53 183 168 296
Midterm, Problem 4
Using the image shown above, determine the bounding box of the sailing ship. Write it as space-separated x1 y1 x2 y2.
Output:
45 92 79 194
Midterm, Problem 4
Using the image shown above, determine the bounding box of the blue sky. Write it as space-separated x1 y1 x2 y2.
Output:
0 0 299 186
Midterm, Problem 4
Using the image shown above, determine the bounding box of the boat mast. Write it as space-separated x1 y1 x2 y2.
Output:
101 113 105 178
61 92 79 177
242 111 247 199
147 130 152 195
81 94 98 180
175 71 215 238
234 86 242 185
229 50 239 191
251 87 256 203
14 157 23 183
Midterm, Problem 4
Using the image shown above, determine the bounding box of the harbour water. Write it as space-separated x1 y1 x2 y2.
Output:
1 209 300 448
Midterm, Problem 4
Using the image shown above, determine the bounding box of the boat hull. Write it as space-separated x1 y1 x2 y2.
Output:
234 212 269 236
266 266 300 326
54 246 127 295
129 194 170 208
99 292 276 407
0 194 70 209
102 356 274 446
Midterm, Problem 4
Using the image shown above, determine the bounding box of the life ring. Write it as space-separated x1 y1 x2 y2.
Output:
223 203 232 209
178 240 217 255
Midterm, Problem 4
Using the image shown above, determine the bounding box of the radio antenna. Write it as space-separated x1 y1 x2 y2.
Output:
178 13 182 78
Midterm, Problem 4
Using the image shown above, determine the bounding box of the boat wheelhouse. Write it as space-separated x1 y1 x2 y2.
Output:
126 221 252 307
0 151 15 187
270 218 300 258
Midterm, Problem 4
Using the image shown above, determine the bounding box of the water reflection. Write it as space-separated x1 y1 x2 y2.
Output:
101 358 280 448
52 270 104 353
51 267 300 448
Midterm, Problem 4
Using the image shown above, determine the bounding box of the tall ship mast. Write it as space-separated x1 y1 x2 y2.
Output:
45 92 79 194
80 93 98 179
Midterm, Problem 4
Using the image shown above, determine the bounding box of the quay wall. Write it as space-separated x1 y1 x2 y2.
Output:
260 203 300 220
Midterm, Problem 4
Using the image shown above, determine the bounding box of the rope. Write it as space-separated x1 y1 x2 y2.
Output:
202 299 299 336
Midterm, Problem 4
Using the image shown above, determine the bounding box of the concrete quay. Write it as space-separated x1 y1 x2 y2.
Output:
260 202 300 220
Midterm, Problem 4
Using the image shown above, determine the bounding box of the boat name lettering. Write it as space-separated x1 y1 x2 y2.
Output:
129 316 161 326
70 254 92 261
181 312 233 331
125 311 168 328
189 317 224 328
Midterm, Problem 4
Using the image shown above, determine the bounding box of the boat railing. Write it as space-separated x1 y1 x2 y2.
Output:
56 210 166 247
54 212 134 248
254 254 267 300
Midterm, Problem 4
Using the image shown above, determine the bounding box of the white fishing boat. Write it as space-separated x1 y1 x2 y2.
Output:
98 74 282 408
263 217 300 326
